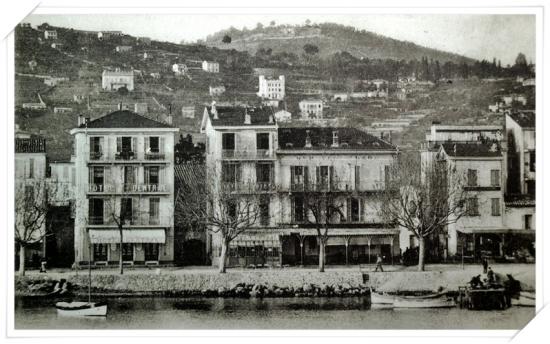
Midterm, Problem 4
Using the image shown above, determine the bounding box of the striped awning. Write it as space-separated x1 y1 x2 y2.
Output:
88 229 166 244
230 233 280 247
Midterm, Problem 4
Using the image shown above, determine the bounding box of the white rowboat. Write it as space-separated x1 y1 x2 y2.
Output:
56 301 108 316
370 291 395 305
394 296 456 309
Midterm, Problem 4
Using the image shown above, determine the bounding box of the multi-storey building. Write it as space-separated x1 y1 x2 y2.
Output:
299 99 323 119
44 30 57 40
257 75 285 100
201 104 399 267
70 110 179 265
202 61 219 73
102 69 134 91
506 111 535 195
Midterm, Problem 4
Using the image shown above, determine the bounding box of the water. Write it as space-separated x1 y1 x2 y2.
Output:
15 296 534 330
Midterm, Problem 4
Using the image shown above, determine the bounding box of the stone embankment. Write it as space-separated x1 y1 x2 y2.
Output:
15 267 535 298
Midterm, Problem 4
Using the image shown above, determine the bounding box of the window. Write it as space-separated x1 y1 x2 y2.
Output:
491 198 501 216
260 195 270 226
121 198 133 224
293 196 305 223
318 166 330 189
466 197 479 216
88 198 104 224
144 166 159 186
90 167 104 190
121 243 133 261
124 166 136 189
222 133 235 150
149 198 160 225
222 162 240 184
256 163 273 184
116 136 135 159
144 243 159 261
467 169 478 187
490 170 500 187
93 244 108 261
90 137 103 159
349 198 361 222
291 166 308 190
24 185 34 205
525 215 533 229
148 137 159 153
28 158 34 178
257 133 270 150
384 165 390 186
226 200 237 219
530 151 535 172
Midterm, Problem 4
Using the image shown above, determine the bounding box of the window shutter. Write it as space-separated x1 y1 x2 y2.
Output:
329 166 334 189
290 166 295 187
144 166 150 185
236 164 242 183
346 198 351 222
160 137 165 154
104 166 110 185
316 166 320 188
160 167 165 184
291 197 295 222
88 167 93 185
355 165 360 190
304 166 309 188
145 137 150 152
132 137 137 152
359 198 364 222
104 136 109 159
116 137 122 153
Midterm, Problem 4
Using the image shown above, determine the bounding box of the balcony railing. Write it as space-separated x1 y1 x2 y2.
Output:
289 181 384 192
88 183 169 193
87 215 167 226
145 152 165 160
89 151 103 160
115 151 136 160
222 149 274 159
221 181 277 193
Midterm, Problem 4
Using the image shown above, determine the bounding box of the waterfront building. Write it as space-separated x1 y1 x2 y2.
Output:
70 110 179 265
257 75 285 100
102 69 134 91
201 104 400 268
506 111 535 196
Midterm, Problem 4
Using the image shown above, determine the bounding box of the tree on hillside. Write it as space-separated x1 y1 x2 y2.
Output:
256 22 264 31
15 180 64 275
303 44 319 55
515 53 527 67
374 154 470 271
175 165 261 273
270 20 276 26
222 35 232 44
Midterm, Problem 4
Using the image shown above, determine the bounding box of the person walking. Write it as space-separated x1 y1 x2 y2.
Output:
482 257 488 274
374 254 384 272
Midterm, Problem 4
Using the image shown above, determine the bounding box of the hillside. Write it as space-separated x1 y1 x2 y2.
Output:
205 23 476 64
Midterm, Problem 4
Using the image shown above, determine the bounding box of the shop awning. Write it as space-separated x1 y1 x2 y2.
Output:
88 229 166 244
457 228 535 235
230 233 280 247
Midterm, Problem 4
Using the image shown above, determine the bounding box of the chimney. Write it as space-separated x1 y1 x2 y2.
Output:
211 101 218 120
305 130 312 148
78 114 84 126
244 107 251 125
331 130 339 148
166 104 173 125
118 102 123 110
268 113 274 124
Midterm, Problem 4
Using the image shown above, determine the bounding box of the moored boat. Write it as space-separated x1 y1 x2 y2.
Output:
370 290 395 305
512 291 535 307
56 301 108 316
394 296 456 309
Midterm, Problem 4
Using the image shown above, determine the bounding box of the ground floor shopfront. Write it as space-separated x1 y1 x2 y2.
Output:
456 229 535 263
218 228 401 268
78 228 174 265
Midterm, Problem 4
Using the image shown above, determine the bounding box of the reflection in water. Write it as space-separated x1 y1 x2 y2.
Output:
15 296 534 330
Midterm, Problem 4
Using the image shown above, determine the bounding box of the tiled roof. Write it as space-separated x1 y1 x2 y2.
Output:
278 127 396 151
15 137 46 153
440 142 502 158
174 163 205 193
206 106 276 127
508 111 535 128
79 110 173 129
505 194 535 207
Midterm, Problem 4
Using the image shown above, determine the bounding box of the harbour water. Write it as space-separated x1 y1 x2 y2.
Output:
14 296 534 330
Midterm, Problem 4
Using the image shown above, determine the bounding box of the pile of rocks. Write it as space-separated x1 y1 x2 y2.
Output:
193 283 370 298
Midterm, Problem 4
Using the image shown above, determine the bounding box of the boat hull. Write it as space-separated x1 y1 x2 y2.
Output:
370 292 395 305
394 296 456 309
56 302 108 316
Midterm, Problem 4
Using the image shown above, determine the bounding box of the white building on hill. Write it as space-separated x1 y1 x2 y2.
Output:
257 75 285 100
102 69 134 91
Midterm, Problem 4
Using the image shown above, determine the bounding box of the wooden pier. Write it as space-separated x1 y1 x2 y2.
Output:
458 286 508 310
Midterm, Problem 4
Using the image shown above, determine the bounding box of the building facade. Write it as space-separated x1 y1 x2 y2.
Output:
201 105 399 268
102 69 134 91
257 75 285 100
202 61 219 73
299 99 323 119
70 110 179 265
506 112 535 196
44 30 57 40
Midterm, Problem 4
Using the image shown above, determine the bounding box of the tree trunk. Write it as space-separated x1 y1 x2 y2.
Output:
318 240 325 272
19 244 26 276
219 239 228 273
418 236 426 272
119 228 124 275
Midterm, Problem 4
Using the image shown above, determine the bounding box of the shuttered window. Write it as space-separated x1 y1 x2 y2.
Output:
491 198 501 216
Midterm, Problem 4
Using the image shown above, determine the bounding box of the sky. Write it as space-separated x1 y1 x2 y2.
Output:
22 14 536 65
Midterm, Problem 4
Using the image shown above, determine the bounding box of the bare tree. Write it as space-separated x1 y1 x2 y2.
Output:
15 179 63 275
294 168 348 272
175 163 261 273
374 153 470 271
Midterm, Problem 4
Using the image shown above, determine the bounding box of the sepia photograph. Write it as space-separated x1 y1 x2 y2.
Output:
7 4 541 335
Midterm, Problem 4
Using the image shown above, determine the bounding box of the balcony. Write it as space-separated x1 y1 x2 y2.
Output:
221 181 277 193
87 215 167 227
222 149 274 160
145 152 165 160
115 151 136 161
288 181 384 193
89 151 103 160
88 183 170 194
